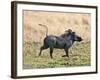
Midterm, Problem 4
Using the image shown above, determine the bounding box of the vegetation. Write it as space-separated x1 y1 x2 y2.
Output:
23 41 90 69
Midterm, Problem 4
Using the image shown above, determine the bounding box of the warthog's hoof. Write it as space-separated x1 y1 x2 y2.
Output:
62 55 68 57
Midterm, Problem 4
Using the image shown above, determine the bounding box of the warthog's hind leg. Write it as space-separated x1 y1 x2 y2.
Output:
38 46 48 56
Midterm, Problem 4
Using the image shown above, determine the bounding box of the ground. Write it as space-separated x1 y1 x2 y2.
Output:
23 41 90 69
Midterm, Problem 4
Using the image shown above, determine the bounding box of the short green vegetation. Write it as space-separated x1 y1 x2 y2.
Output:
23 41 90 69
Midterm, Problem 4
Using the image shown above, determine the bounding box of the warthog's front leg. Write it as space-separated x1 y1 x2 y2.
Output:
62 48 69 57
50 47 54 59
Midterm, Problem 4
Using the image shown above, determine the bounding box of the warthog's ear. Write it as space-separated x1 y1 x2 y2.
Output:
65 29 72 33
72 32 76 35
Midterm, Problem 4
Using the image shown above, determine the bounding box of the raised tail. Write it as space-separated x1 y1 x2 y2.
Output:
38 24 48 37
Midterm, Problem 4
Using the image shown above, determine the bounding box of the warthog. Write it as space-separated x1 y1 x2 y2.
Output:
38 24 82 58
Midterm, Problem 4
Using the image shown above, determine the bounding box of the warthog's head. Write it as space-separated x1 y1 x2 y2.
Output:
71 32 82 42
64 29 83 42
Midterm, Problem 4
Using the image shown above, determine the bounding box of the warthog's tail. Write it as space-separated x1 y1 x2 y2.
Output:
38 24 48 37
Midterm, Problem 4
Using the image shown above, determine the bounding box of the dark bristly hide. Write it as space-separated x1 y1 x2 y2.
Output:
39 29 82 59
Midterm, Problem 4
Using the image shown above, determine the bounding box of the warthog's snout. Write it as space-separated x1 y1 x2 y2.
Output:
77 37 83 42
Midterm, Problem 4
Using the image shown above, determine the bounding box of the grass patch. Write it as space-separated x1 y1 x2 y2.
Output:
23 41 91 69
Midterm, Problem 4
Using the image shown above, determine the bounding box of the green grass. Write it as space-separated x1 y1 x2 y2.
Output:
23 41 91 69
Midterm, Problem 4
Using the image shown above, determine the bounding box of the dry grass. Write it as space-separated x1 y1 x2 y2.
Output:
23 11 91 43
